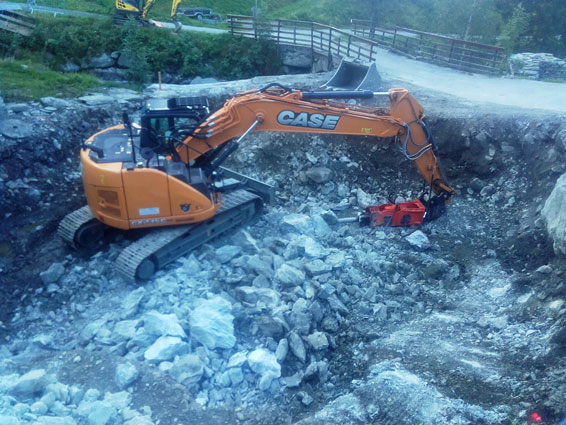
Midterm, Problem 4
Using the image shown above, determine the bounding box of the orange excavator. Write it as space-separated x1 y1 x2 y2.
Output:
58 84 455 282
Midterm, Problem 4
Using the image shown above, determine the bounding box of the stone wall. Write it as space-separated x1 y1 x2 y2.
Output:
278 45 332 74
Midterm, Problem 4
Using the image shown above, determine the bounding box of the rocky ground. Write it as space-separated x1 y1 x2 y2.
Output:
0 75 566 425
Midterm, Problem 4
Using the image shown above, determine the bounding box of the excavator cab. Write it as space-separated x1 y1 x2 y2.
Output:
140 97 210 157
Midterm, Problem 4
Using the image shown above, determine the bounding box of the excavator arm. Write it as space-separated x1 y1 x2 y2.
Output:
170 0 181 19
140 0 157 19
176 86 455 199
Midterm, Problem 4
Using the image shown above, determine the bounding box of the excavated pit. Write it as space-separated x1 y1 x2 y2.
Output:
0 83 565 425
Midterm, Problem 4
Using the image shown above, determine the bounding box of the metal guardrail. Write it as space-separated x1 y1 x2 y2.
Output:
351 19 506 75
227 14 382 63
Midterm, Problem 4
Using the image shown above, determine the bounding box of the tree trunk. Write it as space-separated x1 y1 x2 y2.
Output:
464 0 479 41
369 0 378 39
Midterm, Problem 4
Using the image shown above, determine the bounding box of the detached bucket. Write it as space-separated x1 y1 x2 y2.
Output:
322 59 382 91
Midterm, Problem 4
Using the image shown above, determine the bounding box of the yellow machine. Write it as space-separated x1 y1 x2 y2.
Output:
59 85 455 282
114 0 182 25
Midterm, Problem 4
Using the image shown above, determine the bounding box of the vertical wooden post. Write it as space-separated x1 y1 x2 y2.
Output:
347 35 351 57
492 49 498 69
448 39 455 62
311 23 314 69
392 28 397 48
310 22 314 51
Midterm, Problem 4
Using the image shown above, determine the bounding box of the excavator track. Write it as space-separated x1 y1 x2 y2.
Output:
58 205 98 248
115 189 262 283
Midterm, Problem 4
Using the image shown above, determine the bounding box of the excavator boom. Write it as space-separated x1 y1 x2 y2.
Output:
177 87 454 198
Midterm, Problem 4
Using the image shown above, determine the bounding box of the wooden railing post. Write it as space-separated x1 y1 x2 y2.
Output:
277 19 281 44
448 39 455 62
311 22 314 51
310 23 314 68
369 43 374 61
293 25 297 45
392 28 397 48
347 35 351 57
328 27 332 55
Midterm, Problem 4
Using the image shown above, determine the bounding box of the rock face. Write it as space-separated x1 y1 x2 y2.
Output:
0 119 34 139
542 172 566 255
278 45 331 73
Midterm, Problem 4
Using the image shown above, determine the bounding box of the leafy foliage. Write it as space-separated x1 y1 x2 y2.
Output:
25 16 122 67
500 5 530 53
7 0 566 56
118 24 282 84
0 15 282 87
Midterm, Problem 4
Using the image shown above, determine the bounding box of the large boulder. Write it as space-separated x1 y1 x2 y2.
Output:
189 297 236 349
542 172 566 255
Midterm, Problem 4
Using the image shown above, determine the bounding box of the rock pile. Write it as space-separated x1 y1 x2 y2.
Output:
509 52 566 80
0 368 153 425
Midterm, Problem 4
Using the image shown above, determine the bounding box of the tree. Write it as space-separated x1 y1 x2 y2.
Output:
369 0 379 38
499 4 530 52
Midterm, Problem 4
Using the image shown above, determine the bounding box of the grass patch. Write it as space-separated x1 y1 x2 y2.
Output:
0 60 103 101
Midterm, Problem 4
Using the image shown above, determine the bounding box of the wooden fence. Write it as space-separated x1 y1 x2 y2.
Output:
0 10 36 36
351 19 506 75
227 15 382 63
